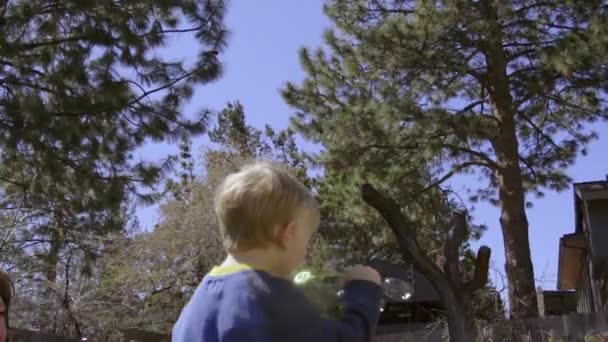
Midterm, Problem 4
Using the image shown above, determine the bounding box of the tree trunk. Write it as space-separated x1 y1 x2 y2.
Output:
40 227 64 334
480 0 538 319
45 227 63 283
440 289 477 342
489 70 538 318
496 160 538 318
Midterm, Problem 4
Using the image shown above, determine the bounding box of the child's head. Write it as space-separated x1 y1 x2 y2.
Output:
215 162 320 274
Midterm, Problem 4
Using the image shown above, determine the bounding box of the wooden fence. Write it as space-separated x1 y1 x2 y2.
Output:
8 328 81 342
373 311 608 342
10 311 608 342
8 328 169 342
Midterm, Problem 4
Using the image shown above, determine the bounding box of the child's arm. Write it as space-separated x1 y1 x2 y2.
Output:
220 269 383 342
319 279 384 342
281 266 384 342
258 278 383 342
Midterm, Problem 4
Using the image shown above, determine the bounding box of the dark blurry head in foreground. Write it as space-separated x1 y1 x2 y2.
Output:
0 271 13 342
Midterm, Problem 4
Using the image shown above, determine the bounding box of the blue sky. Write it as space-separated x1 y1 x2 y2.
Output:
138 0 608 292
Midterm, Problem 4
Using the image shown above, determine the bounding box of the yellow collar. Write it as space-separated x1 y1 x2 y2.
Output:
208 263 252 276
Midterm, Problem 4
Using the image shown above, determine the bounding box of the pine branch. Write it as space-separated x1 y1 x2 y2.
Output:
519 155 539 183
13 35 90 50
514 2 558 14
360 184 449 288
442 144 499 169
50 68 198 117
516 110 563 152
411 161 489 201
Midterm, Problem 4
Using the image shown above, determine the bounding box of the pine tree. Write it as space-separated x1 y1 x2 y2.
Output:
224 104 504 325
282 0 608 318
93 102 311 336
208 101 310 185
0 0 228 199
0 0 229 333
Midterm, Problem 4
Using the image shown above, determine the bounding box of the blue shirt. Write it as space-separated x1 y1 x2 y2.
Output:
172 264 383 342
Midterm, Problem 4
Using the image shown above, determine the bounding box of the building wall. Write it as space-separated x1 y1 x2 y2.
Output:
577 257 595 313
591 266 608 312
577 198 608 313
576 254 608 313
586 199 608 277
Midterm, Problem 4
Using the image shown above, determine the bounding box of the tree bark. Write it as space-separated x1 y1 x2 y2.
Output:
480 0 538 318
361 184 488 342
491 93 538 317
45 227 64 284
443 210 467 283
496 164 538 318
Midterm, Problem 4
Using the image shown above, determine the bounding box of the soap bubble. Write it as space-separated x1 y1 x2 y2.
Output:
293 270 314 284
383 277 413 302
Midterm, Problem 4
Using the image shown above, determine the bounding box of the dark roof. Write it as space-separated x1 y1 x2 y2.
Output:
368 259 440 302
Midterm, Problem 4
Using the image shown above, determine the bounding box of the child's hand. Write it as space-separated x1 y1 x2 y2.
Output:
343 265 381 285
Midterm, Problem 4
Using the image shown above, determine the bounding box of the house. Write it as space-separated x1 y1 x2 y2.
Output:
542 180 608 316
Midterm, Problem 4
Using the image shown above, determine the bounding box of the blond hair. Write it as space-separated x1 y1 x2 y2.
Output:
215 162 318 250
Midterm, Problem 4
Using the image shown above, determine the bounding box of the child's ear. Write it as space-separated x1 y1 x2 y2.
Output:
275 221 296 249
